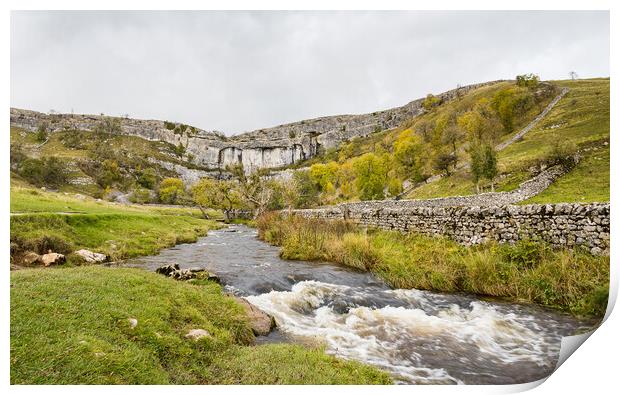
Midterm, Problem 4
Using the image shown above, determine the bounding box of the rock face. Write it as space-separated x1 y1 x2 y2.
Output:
233 297 276 336
10 81 501 173
40 252 66 266
75 249 107 263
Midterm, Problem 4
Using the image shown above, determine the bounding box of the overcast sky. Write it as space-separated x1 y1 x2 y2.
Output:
11 11 609 135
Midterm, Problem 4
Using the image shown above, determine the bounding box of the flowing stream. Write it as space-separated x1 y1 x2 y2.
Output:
123 225 592 384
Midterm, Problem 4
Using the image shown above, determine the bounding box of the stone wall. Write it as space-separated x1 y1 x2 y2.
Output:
10 81 502 173
290 203 610 255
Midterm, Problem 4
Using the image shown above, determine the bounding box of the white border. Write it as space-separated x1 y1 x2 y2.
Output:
2 2 616 395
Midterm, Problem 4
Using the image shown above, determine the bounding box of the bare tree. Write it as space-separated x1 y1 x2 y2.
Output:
569 71 578 80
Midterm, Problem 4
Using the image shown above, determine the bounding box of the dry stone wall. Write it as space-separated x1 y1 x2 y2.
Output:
290 203 610 255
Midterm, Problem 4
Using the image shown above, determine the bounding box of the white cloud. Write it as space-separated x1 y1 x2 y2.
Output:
10 10 609 135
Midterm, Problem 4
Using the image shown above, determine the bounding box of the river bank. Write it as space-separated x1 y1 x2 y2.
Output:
10 186 223 265
10 266 391 384
256 212 609 318
121 224 595 384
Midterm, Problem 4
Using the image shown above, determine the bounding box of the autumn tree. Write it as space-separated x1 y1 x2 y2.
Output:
481 145 498 191
352 153 388 201
191 178 241 219
158 178 186 204
422 94 440 111
432 150 457 177
492 89 516 133
469 144 498 193
393 129 425 182
293 170 321 208
227 165 276 218
515 73 540 88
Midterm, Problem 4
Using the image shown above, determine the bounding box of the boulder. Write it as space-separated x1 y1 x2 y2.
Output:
156 264 220 282
155 264 180 276
185 329 211 341
40 252 65 267
234 297 276 336
75 249 107 263
22 251 41 266
172 269 196 281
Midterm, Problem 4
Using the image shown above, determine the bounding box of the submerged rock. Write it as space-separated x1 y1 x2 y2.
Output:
233 297 276 336
75 249 107 263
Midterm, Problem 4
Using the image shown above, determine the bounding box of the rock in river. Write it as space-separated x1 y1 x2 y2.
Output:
233 297 276 336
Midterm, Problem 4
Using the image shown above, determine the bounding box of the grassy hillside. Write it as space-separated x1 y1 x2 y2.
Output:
273 77 585 206
10 185 222 263
292 80 558 170
10 125 204 199
407 78 609 202
11 266 391 384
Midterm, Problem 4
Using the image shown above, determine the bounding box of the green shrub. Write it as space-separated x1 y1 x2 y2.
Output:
137 168 158 189
422 94 440 111
11 234 74 255
516 73 540 88
164 121 176 130
17 156 68 187
500 239 547 269
129 187 153 204
546 141 578 169
35 122 49 142
60 131 84 149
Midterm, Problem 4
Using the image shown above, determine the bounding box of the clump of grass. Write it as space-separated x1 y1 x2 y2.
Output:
256 214 609 317
10 266 391 384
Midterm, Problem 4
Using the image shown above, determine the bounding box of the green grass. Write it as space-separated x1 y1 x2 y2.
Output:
10 186 224 261
11 266 391 384
407 78 610 201
10 185 211 217
523 145 609 204
257 213 609 317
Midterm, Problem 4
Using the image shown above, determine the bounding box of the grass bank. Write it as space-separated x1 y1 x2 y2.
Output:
257 213 609 318
10 186 222 263
11 266 391 384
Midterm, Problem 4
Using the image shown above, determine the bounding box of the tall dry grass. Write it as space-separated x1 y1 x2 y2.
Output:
256 213 609 317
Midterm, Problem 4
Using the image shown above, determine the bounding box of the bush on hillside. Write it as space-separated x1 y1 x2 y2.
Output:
17 156 68 187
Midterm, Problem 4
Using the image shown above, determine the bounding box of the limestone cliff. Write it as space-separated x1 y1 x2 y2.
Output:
10 80 501 172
